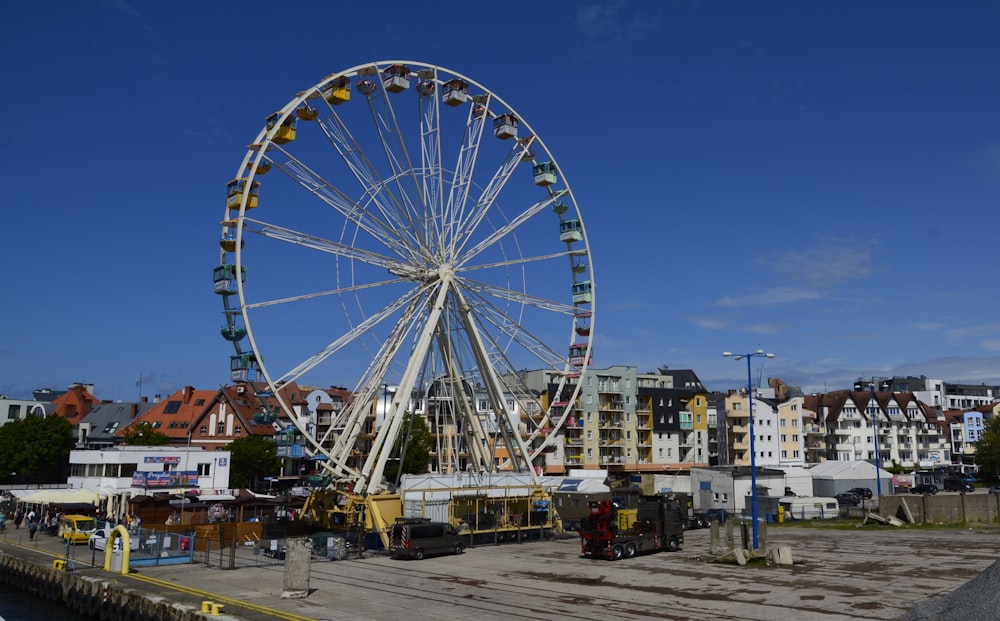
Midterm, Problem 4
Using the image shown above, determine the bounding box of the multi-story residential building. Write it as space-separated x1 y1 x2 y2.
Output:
870 376 999 412
803 389 948 470
515 366 709 477
777 396 806 467
723 389 781 467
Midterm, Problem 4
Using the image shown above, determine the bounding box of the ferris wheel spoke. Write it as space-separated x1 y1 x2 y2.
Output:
416 68 445 257
242 277 403 311
442 96 490 258
449 145 528 260
457 276 578 315
313 113 426 256
274 284 428 385
457 249 573 273
460 286 574 371
268 143 424 262
454 192 562 268
243 217 407 271
356 72 431 253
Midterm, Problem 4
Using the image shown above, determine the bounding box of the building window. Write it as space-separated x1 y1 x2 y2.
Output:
198 463 211 476
200 426 208 435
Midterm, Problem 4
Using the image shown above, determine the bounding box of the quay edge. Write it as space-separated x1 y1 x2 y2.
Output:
0 547 240 621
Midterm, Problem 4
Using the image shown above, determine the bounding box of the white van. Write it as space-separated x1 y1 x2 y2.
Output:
779 496 839 521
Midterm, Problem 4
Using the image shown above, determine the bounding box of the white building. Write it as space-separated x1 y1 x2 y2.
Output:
67 446 232 518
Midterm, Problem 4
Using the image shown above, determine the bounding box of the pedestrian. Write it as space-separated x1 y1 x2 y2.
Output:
28 519 38 541
14 509 23 529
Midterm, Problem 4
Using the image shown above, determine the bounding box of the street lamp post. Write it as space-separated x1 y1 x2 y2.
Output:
723 348 774 552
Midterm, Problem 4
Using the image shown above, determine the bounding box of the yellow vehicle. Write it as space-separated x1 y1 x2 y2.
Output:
58 514 98 544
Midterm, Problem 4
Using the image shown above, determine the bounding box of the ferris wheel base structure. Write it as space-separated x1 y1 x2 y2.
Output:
300 473 558 549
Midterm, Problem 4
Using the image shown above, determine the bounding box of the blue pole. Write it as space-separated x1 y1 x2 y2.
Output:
747 355 759 550
870 382 883 497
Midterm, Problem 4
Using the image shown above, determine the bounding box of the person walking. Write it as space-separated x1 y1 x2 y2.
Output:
28 518 38 541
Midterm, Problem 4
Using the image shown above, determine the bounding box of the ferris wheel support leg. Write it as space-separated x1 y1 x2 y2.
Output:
452 286 539 484
359 282 453 495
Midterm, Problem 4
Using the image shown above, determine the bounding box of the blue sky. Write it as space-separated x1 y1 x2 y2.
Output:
2 0 998 401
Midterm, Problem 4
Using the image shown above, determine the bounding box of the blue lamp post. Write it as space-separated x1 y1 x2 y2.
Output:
868 381 883 497
723 348 774 551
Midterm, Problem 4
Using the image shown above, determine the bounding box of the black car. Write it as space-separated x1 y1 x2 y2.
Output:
835 492 861 506
848 487 873 499
911 483 938 495
943 478 974 492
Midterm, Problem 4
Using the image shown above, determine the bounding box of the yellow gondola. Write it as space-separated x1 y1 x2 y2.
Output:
266 112 296 144
322 76 351 105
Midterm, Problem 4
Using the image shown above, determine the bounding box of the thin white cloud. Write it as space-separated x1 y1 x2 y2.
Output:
575 1 626 37
744 323 784 335
574 0 662 40
911 321 946 332
762 239 875 287
687 316 727 330
980 339 1000 352
946 323 1000 339
713 286 822 307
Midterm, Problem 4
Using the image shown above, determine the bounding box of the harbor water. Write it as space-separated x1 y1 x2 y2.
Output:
0 582 87 621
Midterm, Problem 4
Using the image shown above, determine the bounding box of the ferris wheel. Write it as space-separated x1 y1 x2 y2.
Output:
215 61 595 494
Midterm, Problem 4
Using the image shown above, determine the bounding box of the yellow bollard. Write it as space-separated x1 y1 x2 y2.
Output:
53 559 66 570
201 601 213 613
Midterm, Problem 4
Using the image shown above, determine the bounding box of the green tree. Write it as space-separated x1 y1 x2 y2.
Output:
227 435 281 490
383 412 433 485
121 422 170 445
0 415 74 483
974 415 1000 484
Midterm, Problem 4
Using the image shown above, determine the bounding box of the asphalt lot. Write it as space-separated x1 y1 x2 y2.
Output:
5 524 1000 621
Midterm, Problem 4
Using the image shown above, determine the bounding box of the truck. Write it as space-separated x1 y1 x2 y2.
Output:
579 494 685 560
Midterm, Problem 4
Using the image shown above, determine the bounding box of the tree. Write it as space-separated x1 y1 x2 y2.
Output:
383 412 433 485
227 435 281 490
0 415 74 483
121 422 170 445
974 415 1000 483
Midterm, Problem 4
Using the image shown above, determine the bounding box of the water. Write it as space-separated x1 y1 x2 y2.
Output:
0 583 87 621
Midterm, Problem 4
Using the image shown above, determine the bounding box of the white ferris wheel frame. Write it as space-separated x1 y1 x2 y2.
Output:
217 61 595 495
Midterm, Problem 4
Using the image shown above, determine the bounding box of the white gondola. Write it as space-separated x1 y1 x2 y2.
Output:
443 79 469 106
560 219 582 242
493 114 518 139
533 161 557 186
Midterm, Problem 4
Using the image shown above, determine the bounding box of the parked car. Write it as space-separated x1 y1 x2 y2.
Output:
943 478 974 492
835 492 861 506
911 483 939 495
88 526 139 551
848 487 873 499
989 484 1000 494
